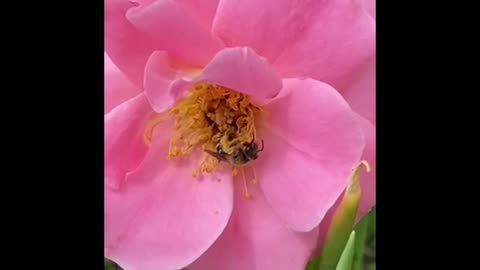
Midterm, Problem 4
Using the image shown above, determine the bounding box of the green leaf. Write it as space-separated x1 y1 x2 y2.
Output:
104 258 122 270
335 231 356 270
370 207 376 243
305 259 320 270
351 212 370 270
315 162 370 270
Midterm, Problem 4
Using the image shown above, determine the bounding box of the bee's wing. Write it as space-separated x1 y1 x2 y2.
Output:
204 149 228 162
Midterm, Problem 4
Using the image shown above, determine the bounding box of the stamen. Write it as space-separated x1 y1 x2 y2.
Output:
143 114 166 146
250 166 258 185
142 82 265 199
240 167 252 199
199 154 219 173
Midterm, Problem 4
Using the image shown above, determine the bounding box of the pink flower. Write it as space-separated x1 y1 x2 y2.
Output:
104 0 376 270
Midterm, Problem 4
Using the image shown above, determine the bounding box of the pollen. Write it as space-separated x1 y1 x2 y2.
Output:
144 82 264 186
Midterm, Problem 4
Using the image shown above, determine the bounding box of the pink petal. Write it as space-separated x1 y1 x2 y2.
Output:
105 128 234 270
341 55 376 125
189 180 318 270
174 0 220 30
104 93 153 189
145 47 282 113
211 0 374 89
105 0 157 88
212 0 323 62
104 52 142 114
362 0 376 19
198 47 282 100
126 0 224 68
143 51 194 113
257 78 365 232
273 0 376 90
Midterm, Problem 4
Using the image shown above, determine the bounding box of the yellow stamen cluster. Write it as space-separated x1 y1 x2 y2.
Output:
149 82 262 175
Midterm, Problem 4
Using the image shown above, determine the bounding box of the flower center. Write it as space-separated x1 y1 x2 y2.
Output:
144 82 265 198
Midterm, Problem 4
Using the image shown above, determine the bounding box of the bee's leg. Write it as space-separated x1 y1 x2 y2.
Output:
204 149 227 162
258 139 265 151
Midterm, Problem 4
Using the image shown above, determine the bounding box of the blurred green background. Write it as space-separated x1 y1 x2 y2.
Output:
105 207 376 270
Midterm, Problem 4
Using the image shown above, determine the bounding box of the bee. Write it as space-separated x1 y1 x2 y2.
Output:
205 139 264 166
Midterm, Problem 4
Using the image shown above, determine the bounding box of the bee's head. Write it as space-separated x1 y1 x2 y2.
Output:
243 142 259 160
